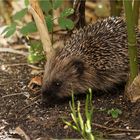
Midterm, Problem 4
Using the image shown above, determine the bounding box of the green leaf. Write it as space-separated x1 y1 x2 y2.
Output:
77 101 84 131
53 0 63 9
62 119 78 131
69 94 80 130
58 17 74 30
45 15 53 32
89 88 92 104
60 8 74 17
2 26 10 35
85 92 89 119
71 113 79 128
27 40 45 63
3 23 16 37
20 21 37 35
85 89 93 125
107 108 122 119
71 92 75 110
28 54 45 64
62 91 95 140
39 0 52 13
85 120 91 133
13 8 28 20
24 0 29 6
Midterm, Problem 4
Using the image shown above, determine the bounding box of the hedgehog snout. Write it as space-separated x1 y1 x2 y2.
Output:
41 86 53 102
41 86 48 102
41 85 61 103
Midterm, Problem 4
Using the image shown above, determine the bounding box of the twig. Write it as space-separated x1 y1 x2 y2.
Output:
18 95 41 114
28 64 43 70
0 48 28 56
30 89 41 97
73 0 86 28
15 127 30 140
107 132 127 137
93 123 140 133
29 0 54 59
3 63 28 67
3 63 43 70
17 100 41 119
2 92 30 98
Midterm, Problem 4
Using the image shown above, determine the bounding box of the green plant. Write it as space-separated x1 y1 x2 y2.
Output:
63 89 95 140
123 0 139 83
2 0 74 37
27 40 46 63
107 108 122 119
2 0 74 64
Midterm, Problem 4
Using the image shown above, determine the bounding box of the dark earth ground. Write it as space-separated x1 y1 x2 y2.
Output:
0 52 140 140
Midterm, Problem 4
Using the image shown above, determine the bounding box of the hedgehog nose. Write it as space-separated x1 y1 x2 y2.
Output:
41 86 49 103
41 86 54 103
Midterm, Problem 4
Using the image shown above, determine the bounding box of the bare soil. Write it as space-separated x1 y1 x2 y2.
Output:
0 52 140 140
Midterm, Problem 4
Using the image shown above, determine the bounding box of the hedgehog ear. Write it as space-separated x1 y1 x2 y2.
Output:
72 59 85 76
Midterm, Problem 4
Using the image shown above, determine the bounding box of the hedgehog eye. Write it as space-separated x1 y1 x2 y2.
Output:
52 80 63 88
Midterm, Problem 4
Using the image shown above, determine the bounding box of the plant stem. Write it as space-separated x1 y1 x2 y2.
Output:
51 0 54 45
133 0 140 26
73 0 86 28
123 0 138 83
88 133 95 140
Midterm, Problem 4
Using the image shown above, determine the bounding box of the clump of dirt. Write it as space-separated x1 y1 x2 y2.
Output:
0 52 140 140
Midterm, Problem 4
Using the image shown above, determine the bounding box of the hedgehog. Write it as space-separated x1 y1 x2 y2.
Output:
41 17 140 102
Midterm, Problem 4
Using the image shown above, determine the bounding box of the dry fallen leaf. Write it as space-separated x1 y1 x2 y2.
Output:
28 76 42 92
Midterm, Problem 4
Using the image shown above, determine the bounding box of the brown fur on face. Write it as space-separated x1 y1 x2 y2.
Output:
41 54 93 101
